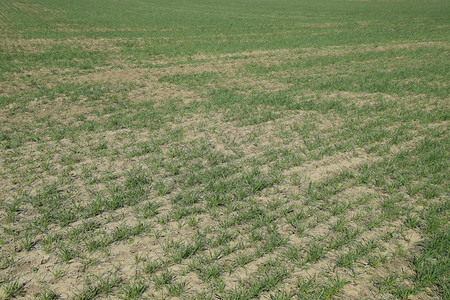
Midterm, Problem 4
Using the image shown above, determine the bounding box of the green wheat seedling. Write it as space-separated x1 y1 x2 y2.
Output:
117 279 147 299
0 254 14 270
152 270 174 289
1 279 24 299
34 288 58 300
73 275 120 300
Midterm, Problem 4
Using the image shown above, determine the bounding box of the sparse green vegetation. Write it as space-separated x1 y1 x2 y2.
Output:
0 0 448 298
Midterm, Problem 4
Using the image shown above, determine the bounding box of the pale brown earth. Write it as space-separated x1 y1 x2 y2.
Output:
0 36 448 299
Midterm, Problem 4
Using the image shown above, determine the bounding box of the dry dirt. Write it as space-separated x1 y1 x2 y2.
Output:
0 39 448 298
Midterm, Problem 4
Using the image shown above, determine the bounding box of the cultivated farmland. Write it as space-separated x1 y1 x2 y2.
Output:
0 0 449 299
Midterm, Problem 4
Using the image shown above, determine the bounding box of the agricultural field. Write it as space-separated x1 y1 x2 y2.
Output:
0 0 449 299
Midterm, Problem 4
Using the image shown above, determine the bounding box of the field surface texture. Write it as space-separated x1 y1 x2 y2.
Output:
0 0 449 299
